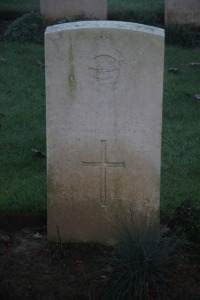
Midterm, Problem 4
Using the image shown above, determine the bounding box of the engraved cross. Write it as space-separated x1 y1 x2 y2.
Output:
83 140 125 206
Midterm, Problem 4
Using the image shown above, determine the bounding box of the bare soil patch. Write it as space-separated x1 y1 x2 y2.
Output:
0 213 200 299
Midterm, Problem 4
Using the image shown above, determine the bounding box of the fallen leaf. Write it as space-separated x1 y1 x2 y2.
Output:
161 225 171 236
194 94 200 101
0 234 10 242
45 248 50 255
64 250 69 257
4 242 12 248
0 57 6 64
33 232 43 239
27 284 32 291
36 59 45 68
43 270 52 275
188 62 200 68
168 67 180 74
21 227 31 234
32 148 46 158
75 259 82 265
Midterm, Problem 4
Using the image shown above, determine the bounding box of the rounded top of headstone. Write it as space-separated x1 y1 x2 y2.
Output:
45 21 164 37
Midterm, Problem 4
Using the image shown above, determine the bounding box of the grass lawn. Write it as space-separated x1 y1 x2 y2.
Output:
0 41 200 213
0 42 46 211
162 46 200 212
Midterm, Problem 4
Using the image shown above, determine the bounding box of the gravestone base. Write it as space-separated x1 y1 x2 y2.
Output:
48 200 159 245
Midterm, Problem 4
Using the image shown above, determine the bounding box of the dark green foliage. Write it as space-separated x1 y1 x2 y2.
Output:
0 11 25 20
54 14 92 26
108 0 164 26
166 26 200 48
161 46 200 211
2 13 92 44
170 199 200 243
101 215 178 300
108 9 164 27
3 11 44 44
0 0 39 20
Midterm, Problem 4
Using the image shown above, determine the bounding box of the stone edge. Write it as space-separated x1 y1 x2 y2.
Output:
45 21 164 37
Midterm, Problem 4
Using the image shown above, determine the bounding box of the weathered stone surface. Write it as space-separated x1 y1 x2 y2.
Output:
40 0 107 22
45 21 164 244
165 0 200 26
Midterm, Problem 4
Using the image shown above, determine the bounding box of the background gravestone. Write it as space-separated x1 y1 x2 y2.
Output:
45 21 164 244
40 0 107 22
165 0 200 26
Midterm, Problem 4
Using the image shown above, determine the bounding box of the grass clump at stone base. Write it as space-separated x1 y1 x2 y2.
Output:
0 42 46 211
100 211 179 300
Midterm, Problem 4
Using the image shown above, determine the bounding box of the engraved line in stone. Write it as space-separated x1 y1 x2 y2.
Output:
82 140 125 206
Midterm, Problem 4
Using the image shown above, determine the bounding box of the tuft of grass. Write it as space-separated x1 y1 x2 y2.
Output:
0 42 46 211
100 212 178 300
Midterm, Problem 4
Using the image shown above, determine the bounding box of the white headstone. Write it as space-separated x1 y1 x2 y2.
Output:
45 21 164 244
165 0 200 26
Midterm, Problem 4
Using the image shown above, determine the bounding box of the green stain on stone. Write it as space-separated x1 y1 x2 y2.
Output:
68 37 76 95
